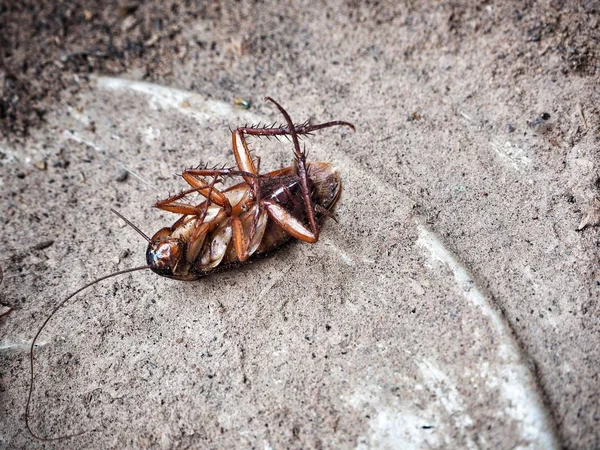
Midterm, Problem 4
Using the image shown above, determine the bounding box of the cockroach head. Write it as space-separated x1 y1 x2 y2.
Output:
146 228 186 277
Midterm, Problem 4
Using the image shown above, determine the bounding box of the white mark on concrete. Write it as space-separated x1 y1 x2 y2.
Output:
416 224 560 450
339 250 356 266
490 139 531 171
0 340 47 352
408 278 425 296
416 358 477 449
64 129 101 151
0 145 22 163
96 76 261 126
159 430 172 450
356 408 440 450
460 111 473 121
324 239 356 266
346 386 441 449
143 126 161 145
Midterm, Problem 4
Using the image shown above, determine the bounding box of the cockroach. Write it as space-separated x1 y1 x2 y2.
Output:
26 97 354 440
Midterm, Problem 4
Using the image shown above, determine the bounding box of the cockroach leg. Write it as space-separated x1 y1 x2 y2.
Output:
235 120 355 138
228 98 353 246
181 172 232 214
186 222 210 263
231 130 259 187
231 216 249 261
315 203 339 222
262 200 317 243
155 202 209 216
182 168 261 181
154 183 219 216
183 167 267 241
186 180 219 263
264 97 320 242
231 205 269 262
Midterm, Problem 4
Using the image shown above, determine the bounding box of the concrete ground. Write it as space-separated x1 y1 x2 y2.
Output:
1 2 598 449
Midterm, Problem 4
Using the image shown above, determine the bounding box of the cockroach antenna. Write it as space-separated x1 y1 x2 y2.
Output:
26 264 150 441
110 208 151 242
27 211 152 440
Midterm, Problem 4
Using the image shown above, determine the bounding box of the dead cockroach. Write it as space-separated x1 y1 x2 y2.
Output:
26 97 354 440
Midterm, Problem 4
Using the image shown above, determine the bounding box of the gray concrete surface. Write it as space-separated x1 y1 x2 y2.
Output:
1 2 598 449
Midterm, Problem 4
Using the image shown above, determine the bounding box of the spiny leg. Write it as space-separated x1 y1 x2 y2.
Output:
181 170 232 214
231 130 260 188
186 181 221 263
184 167 263 218
159 167 256 216
183 168 261 181
263 200 317 243
185 167 269 251
155 189 211 216
231 206 269 262
156 174 222 216
235 120 355 138
228 101 353 247
223 134 267 244
264 96 320 241
230 118 353 185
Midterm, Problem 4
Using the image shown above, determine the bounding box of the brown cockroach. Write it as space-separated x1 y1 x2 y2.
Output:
26 97 354 440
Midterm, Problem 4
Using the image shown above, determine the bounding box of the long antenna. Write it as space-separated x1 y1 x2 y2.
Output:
26 265 150 441
110 208 151 242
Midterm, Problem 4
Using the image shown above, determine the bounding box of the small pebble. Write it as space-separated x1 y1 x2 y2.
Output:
118 0 139 16
33 160 47 170
527 112 551 128
33 240 54 250
115 170 129 182
234 97 252 109
407 112 421 122
121 15 138 32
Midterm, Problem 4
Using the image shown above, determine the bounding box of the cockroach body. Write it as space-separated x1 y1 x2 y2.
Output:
147 163 342 280
26 97 354 441
146 98 351 280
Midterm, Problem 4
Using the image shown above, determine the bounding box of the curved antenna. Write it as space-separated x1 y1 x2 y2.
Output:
110 208 151 242
26 265 150 441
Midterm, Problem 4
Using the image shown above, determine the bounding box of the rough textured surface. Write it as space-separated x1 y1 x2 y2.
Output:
1 1 599 449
